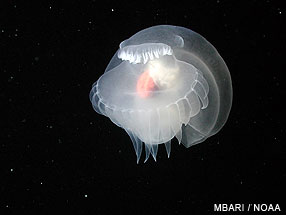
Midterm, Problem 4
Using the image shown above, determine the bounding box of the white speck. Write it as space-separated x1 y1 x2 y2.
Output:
14 5 17 8
15 33 18 37
111 8 114 12
11 168 13 172
49 6 52 10
84 194 88 198
1 29 4 33
40 182 43 185
77 29 80 32
278 11 281 14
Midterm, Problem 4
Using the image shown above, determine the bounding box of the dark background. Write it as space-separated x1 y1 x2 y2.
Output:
1 0 285 214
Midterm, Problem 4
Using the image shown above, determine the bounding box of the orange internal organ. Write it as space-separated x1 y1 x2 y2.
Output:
136 70 156 98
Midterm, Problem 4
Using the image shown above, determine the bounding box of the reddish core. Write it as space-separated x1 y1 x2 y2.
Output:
136 70 156 98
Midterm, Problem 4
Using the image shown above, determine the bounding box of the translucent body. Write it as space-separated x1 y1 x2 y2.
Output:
90 25 232 163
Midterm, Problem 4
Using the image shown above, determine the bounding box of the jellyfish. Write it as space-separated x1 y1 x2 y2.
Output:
90 25 232 163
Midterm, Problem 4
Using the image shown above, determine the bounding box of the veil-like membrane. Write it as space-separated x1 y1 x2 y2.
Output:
90 25 232 163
